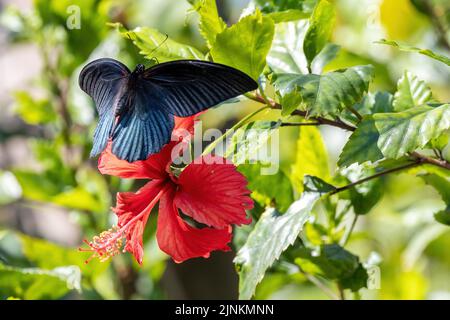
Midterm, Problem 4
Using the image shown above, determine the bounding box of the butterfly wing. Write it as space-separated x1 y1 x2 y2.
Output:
78 58 130 157
141 60 258 116
111 89 175 162
109 60 258 162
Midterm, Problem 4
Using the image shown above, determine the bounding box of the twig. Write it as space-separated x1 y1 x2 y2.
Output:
247 93 450 172
249 93 357 131
347 106 363 122
299 268 340 300
337 283 346 300
330 160 423 195
340 214 359 247
410 151 450 170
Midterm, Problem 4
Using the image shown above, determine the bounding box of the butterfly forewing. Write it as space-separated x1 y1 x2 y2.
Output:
142 60 258 117
79 58 131 157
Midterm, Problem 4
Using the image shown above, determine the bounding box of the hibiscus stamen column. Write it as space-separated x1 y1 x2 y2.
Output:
79 186 170 263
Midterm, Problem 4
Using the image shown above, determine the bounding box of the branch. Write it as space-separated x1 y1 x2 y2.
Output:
410 151 450 170
247 92 450 172
249 93 357 131
330 160 423 195
298 268 340 300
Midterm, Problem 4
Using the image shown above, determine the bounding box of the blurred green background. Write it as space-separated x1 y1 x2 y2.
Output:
0 0 449 299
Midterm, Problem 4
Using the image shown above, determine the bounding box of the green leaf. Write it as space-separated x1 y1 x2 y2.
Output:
303 0 335 69
376 39 450 66
339 164 384 215
311 43 340 74
291 126 330 193
273 65 374 117
211 10 275 80
0 263 81 300
188 0 226 48
234 175 335 299
111 22 204 62
342 91 394 123
19 234 108 278
393 71 432 111
339 264 369 292
267 20 309 74
238 163 294 213
13 91 56 125
254 0 317 23
295 244 368 291
227 120 281 165
338 104 450 167
420 174 450 225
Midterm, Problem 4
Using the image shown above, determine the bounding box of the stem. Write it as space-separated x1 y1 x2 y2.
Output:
340 214 359 247
337 283 346 300
410 151 450 170
248 92 450 172
202 105 270 155
331 160 422 195
347 106 363 122
299 268 340 300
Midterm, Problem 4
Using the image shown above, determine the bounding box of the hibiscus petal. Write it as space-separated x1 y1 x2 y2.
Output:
114 180 164 264
174 155 253 229
98 141 174 180
156 189 231 263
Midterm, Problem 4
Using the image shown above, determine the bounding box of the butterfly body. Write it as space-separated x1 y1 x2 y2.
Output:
79 58 258 162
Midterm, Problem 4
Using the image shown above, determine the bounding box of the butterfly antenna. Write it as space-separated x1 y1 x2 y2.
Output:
149 34 169 63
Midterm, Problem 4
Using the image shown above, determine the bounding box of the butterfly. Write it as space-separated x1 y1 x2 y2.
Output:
79 58 258 162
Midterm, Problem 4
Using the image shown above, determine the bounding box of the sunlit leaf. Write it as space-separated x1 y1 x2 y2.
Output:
254 0 317 23
376 39 450 66
303 0 335 69
188 0 226 48
393 71 432 111
211 10 275 80
272 65 374 117
234 176 335 299
111 22 204 62
291 126 330 193
267 20 309 74
338 104 450 167
0 263 80 300
238 163 294 213
226 120 281 165
310 43 340 74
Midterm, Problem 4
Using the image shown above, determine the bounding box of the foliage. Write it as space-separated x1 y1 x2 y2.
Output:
0 0 449 301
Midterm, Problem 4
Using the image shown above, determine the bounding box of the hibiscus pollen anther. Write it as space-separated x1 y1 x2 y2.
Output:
79 226 125 263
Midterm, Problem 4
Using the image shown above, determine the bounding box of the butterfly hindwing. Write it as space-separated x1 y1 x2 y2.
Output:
111 89 175 162
79 58 130 157
141 60 258 117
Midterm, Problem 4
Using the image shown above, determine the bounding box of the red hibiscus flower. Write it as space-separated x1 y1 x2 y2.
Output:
81 116 253 264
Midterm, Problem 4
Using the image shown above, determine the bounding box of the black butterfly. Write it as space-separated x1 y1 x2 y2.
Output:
78 58 258 162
